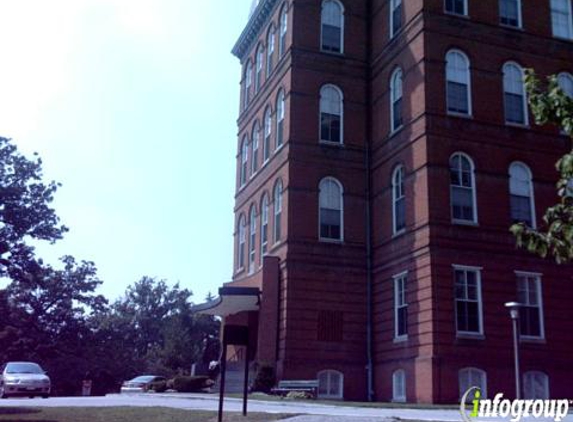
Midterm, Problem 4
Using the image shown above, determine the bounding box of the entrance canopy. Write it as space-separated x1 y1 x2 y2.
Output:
193 286 260 317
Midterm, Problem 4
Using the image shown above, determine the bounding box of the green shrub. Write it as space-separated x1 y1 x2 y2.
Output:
149 380 167 393
286 391 314 400
250 363 276 393
172 375 210 392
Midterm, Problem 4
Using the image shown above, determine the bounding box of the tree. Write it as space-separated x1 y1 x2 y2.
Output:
0 137 68 276
511 71 573 263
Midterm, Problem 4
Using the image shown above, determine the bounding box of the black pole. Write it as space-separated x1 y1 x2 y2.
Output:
242 344 249 416
218 342 228 422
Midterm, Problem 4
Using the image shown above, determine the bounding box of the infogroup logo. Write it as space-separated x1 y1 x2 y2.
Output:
460 387 571 422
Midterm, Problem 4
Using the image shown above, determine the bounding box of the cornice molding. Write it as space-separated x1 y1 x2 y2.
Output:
232 0 280 60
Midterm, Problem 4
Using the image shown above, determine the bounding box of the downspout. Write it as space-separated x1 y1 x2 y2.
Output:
365 0 374 403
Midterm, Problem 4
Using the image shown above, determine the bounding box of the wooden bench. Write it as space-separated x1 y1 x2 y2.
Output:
270 380 319 399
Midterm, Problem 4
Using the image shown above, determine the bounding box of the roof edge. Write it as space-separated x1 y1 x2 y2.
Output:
232 0 281 60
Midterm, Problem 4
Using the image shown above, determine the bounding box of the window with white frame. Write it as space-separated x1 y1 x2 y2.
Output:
320 85 343 144
394 272 408 340
267 26 275 77
446 50 471 115
509 162 535 227
276 90 285 148
255 45 264 93
523 371 549 400
264 107 272 162
251 123 260 176
454 266 483 335
450 153 477 223
459 368 487 399
392 166 406 234
260 194 269 261
238 214 246 270
245 61 253 108
517 272 544 339
390 0 402 38
558 72 573 97
445 0 467 15
274 179 283 243
317 370 343 399
551 0 573 39
321 0 344 53
503 62 528 125
392 370 406 402
279 6 288 56
390 68 403 132
319 177 343 241
249 206 257 273
499 0 521 27
240 137 248 187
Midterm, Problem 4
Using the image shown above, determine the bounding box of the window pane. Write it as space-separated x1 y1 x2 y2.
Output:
447 81 469 114
510 195 532 225
393 98 403 129
322 25 341 52
392 4 402 34
452 187 474 220
446 0 465 14
395 197 405 231
320 208 341 239
505 93 525 124
500 0 519 26
321 113 341 143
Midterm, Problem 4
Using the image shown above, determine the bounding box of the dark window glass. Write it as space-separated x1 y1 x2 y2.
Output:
320 208 341 240
393 97 403 130
445 0 465 14
447 81 469 114
322 24 341 52
500 0 519 26
320 112 341 143
392 4 402 35
505 93 525 124
510 194 532 226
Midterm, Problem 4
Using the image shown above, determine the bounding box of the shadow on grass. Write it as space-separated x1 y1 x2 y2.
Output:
0 408 42 416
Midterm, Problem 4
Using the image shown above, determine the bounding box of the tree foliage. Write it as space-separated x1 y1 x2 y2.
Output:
511 71 573 263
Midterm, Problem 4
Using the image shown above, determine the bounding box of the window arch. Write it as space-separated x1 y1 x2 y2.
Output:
459 368 487 399
450 153 477 223
237 214 246 270
390 0 402 38
255 44 264 93
244 60 253 108
264 106 272 162
317 370 343 399
249 205 257 273
446 50 471 115
390 68 403 132
240 137 249 187
523 371 549 400
274 179 283 243
279 5 288 56
392 165 405 234
267 25 276 76
392 370 406 402
260 194 269 261
321 0 344 53
503 62 528 125
319 177 343 241
251 122 260 175
558 72 573 97
509 162 535 227
551 0 573 39
320 85 343 144
276 90 285 149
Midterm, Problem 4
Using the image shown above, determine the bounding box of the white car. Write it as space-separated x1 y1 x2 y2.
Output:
120 375 166 393
0 361 51 398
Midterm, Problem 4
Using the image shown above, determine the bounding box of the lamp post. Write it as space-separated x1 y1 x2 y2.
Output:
505 301 522 399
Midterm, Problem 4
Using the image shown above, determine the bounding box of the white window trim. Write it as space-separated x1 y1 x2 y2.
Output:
551 0 573 40
266 26 275 77
459 367 488 399
237 215 246 271
523 371 550 400
318 177 344 243
392 369 406 402
274 180 283 244
389 0 402 39
317 370 344 399
263 107 272 164
453 264 484 337
279 6 288 56
248 207 257 274
393 271 408 342
390 67 404 133
509 161 537 229
450 152 479 225
444 0 468 16
320 0 345 54
515 271 545 341
260 195 269 266
319 84 344 145
276 90 285 150
503 61 530 127
392 165 406 236
445 49 473 117
499 0 523 28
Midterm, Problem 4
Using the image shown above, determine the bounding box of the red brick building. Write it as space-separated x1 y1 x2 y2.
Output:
199 0 573 403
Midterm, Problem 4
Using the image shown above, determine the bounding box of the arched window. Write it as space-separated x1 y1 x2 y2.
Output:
264 107 272 162
255 44 264 93
276 90 285 148
450 153 477 223
317 370 343 399
245 61 253 108
558 72 573 97
551 0 573 39
390 0 402 38
321 0 344 53
260 194 269 261
267 25 276 76
240 137 248 187
319 177 343 241
390 68 403 132
279 5 288 56
237 214 246 270
392 166 405 234
274 179 283 243
392 370 406 402
251 122 260 175
509 162 535 227
523 371 549 400
320 85 343 144
459 368 487 400
503 62 528 125
249 205 257 273
446 50 471 115
500 0 522 27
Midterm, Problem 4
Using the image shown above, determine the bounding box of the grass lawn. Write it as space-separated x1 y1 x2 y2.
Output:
0 407 293 422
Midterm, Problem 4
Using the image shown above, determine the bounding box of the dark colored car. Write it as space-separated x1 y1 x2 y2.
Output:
120 375 166 393
0 362 51 398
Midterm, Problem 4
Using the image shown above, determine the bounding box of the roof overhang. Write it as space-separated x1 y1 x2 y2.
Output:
232 0 280 59
193 286 260 317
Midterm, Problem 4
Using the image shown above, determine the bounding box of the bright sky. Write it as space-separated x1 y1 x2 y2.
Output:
0 0 251 304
